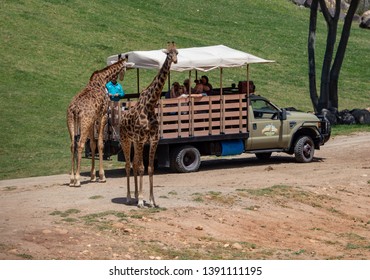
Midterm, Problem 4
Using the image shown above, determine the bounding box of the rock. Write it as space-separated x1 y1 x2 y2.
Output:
265 166 273 171
195 226 203 231
112 222 125 229
360 10 370 29
321 108 338 125
232 243 243 250
292 0 307 7
55 228 68 235
338 109 356 125
42 229 52 234
350 109 370 124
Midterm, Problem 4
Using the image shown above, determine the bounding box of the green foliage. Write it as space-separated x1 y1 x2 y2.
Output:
1 0 369 179
331 125 370 136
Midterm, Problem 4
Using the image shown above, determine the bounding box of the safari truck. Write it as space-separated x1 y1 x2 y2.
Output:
91 45 330 172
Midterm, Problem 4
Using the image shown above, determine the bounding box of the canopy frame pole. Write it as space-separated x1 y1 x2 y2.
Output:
188 70 192 97
136 69 140 96
167 72 171 94
220 68 223 96
247 64 250 96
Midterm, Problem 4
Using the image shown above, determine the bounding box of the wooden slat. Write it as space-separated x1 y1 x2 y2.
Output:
224 119 246 126
223 128 242 134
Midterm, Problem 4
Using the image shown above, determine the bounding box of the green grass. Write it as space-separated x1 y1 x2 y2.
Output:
1 0 369 180
331 124 370 137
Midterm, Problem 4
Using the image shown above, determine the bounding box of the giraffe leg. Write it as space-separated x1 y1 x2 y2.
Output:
134 143 145 208
97 116 106 183
67 115 77 187
74 119 93 187
89 129 97 182
70 139 76 187
132 142 139 201
122 137 133 204
148 140 159 208
75 135 87 187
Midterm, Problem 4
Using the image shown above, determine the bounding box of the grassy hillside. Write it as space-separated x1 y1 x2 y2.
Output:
0 0 369 180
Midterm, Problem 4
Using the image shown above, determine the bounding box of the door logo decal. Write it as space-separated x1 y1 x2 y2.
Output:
262 124 278 136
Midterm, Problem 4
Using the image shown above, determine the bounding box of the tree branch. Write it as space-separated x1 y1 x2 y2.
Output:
318 0 332 22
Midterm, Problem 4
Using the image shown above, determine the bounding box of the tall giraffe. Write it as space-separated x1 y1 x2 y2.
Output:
120 42 178 207
67 55 128 187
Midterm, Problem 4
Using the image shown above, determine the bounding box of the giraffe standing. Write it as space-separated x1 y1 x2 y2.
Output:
67 55 128 187
120 43 178 207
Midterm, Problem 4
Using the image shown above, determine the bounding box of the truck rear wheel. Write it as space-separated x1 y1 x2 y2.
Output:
170 145 201 173
294 136 314 163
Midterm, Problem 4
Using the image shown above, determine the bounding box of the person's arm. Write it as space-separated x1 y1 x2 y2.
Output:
170 87 175 98
116 84 125 99
106 83 114 99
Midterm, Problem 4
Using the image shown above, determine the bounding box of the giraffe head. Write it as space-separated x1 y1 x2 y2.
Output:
118 54 129 81
163 41 178 65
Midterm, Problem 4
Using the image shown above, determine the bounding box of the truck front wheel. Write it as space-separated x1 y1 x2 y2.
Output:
170 145 201 173
294 136 314 163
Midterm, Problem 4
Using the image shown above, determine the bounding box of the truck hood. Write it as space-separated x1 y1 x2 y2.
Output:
286 111 319 122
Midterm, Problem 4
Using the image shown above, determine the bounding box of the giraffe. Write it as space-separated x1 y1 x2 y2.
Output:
120 42 178 208
67 55 128 187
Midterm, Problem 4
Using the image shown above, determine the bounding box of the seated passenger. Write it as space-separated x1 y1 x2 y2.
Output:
183 79 190 94
200 75 213 95
193 79 204 94
166 82 182 98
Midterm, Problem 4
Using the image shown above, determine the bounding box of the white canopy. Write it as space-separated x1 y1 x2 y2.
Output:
107 45 274 72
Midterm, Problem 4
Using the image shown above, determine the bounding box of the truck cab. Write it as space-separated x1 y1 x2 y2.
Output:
246 95 330 163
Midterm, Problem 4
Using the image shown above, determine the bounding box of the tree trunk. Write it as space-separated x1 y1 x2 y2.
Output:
317 0 341 112
307 0 360 113
308 0 319 112
329 0 360 109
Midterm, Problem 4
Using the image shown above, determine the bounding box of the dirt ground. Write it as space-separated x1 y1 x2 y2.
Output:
1 133 369 260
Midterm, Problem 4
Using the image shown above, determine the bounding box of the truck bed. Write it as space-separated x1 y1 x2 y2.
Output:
104 93 249 143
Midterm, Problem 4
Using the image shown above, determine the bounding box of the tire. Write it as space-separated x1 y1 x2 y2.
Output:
170 145 201 173
255 152 272 160
294 136 314 163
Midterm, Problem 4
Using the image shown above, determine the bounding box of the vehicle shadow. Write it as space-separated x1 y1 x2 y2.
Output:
82 155 325 178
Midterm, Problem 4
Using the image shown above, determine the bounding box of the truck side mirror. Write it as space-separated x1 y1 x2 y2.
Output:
279 108 287 120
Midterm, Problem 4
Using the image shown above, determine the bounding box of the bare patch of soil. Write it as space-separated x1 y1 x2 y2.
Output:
1 133 370 260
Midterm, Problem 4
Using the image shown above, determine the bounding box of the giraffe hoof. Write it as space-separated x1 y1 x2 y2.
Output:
99 177 106 183
148 203 159 208
137 201 145 208
69 179 75 187
90 175 97 182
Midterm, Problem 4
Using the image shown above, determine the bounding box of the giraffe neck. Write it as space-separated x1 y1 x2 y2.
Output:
90 59 126 87
142 54 173 106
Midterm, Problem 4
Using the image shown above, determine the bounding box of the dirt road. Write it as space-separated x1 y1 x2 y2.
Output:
1 133 369 260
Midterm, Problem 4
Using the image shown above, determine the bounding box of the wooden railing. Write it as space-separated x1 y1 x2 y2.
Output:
120 93 248 140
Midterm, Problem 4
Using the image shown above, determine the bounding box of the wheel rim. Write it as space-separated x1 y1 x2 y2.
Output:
184 150 196 167
303 142 312 158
